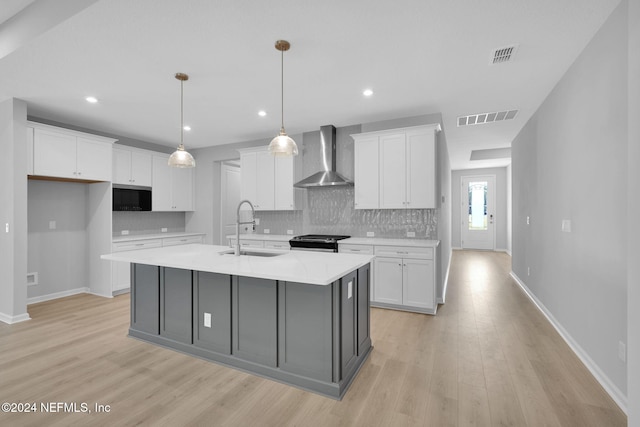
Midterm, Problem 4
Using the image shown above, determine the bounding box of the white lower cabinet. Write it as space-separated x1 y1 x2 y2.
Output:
340 241 438 314
111 235 203 294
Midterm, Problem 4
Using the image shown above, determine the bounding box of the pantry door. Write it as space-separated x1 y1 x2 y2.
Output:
461 175 496 250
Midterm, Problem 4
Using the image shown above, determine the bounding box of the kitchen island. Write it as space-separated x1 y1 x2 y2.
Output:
102 244 374 399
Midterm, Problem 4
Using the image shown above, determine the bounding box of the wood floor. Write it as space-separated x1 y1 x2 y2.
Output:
0 251 626 426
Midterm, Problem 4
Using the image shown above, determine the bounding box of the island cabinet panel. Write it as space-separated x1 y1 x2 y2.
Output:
193 272 231 354
277 281 333 382
131 264 160 335
160 267 193 344
232 276 278 367
357 264 371 356
339 270 358 379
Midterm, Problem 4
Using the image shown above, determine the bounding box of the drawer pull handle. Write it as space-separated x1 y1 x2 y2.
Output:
397 251 408 254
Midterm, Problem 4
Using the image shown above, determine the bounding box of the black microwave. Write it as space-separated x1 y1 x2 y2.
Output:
113 185 152 211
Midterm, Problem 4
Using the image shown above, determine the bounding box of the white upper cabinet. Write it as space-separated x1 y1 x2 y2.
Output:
152 154 194 211
27 126 34 175
29 122 116 181
239 147 299 211
351 124 440 209
113 147 152 187
353 136 379 209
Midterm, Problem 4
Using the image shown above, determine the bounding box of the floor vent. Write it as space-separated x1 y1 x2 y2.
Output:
491 45 518 64
458 110 518 127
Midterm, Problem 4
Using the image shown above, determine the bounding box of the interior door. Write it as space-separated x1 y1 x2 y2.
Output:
461 175 496 250
220 162 241 244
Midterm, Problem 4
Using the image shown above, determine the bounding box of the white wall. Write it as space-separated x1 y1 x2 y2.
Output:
506 163 512 255
512 0 628 409
0 98 29 323
27 180 89 299
451 167 509 251
627 0 639 423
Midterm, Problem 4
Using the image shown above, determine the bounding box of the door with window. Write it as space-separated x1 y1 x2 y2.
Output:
461 175 495 250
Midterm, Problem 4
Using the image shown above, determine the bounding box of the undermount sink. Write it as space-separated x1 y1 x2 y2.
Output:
218 249 285 257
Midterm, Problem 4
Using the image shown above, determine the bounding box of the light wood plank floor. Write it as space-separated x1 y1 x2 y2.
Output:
0 251 626 426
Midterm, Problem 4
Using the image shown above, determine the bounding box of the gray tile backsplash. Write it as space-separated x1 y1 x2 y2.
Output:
254 187 437 239
112 211 185 237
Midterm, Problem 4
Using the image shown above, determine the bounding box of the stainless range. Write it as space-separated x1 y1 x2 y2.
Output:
289 234 351 253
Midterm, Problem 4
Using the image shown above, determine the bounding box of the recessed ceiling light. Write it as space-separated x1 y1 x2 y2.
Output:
363 89 373 97
85 96 98 103
258 110 267 117
183 125 191 131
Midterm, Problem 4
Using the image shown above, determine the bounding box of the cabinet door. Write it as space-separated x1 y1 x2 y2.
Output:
379 133 407 209
373 257 403 305
130 151 152 187
402 258 434 310
160 267 193 344
240 151 257 205
354 137 379 209
274 155 294 210
171 167 194 211
113 148 132 185
255 150 275 210
33 128 77 179
76 137 112 181
340 270 358 378
27 127 34 175
152 155 172 211
406 130 436 209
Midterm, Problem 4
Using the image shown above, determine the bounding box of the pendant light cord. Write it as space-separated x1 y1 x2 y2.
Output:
180 78 184 147
281 47 284 132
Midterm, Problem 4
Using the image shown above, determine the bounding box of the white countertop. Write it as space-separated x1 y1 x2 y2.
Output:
113 232 205 243
340 237 440 247
102 244 373 286
226 234 298 242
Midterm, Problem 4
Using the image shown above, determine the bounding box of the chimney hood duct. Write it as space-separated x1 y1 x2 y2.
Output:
294 125 353 188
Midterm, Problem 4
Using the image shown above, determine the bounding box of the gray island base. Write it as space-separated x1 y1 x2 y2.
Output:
129 262 372 400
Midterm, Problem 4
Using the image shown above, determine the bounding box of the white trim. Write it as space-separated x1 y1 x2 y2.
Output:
87 291 114 299
0 312 31 324
510 272 628 414
27 287 90 305
438 249 453 304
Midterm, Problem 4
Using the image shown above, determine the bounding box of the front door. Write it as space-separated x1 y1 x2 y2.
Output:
461 175 496 250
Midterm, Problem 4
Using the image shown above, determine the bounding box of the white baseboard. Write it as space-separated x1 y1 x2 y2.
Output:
27 287 90 305
0 312 31 324
510 272 628 414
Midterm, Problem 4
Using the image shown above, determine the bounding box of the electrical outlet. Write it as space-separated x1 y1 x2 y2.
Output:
264 229 270 234
619 341 626 362
526 216 530 225
204 312 211 328
406 231 416 238
49 220 56 230
121 230 129 235
527 267 531 276
161 228 168 233
366 231 375 237
561 220 572 233
5 223 9 233
348 281 353 299
287 230 294 235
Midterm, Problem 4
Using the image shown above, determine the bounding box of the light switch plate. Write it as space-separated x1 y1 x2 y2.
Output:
161 228 168 233
264 229 270 234
366 231 375 237
287 230 294 235
49 221 56 230
561 219 572 233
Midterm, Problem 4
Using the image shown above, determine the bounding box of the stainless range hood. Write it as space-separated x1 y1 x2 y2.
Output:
294 125 353 188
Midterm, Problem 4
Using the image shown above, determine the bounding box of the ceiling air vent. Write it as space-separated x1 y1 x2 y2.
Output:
457 110 519 127
491 44 518 64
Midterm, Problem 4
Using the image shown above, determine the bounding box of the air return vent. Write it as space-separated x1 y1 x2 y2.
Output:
458 110 518 127
491 45 518 64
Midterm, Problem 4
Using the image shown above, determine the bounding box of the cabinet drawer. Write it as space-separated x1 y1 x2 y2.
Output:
339 244 374 255
113 239 162 252
264 241 290 250
162 235 203 246
374 245 433 259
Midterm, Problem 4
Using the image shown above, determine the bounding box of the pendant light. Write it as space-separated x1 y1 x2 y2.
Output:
268 40 298 156
168 73 196 168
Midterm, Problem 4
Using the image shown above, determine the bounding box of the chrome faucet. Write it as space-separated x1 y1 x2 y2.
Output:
235 200 256 256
